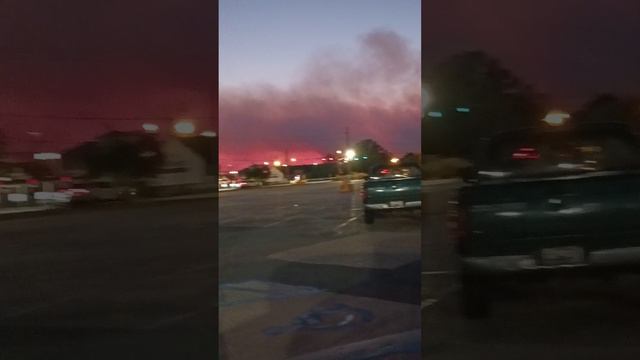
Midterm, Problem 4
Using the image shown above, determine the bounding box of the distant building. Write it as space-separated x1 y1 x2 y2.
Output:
285 163 339 179
0 160 55 199
61 131 217 195
264 166 287 184
61 141 96 178
61 130 157 178
0 160 56 180
148 135 216 192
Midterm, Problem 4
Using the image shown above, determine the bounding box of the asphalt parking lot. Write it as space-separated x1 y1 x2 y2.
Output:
219 182 421 359
0 199 217 359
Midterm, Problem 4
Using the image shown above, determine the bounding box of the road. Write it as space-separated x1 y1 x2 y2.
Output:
219 182 421 359
422 183 640 359
0 199 217 359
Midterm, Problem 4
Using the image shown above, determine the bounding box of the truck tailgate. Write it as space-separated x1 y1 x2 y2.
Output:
364 178 421 205
462 173 640 257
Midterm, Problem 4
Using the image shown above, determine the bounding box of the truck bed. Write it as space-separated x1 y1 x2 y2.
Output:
363 176 421 210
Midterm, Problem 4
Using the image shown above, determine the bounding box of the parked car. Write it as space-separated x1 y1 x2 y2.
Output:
62 188 91 201
243 179 262 187
87 181 137 201
452 122 640 318
362 165 421 224
219 176 232 190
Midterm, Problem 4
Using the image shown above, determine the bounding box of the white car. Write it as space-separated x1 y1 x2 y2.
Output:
219 176 235 191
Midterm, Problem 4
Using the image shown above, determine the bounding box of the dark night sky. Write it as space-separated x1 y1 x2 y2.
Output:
423 0 640 110
0 0 217 158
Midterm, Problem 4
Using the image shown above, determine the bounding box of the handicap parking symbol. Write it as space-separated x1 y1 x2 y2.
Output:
263 303 375 336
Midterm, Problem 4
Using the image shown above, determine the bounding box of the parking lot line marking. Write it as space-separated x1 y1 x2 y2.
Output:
335 216 359 230
421 298 439 309
264 220 285 227
220 214 253 225
422 285 460 310
422 270 457 275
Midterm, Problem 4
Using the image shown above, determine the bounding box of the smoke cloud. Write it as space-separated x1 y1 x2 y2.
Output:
219 29 420 169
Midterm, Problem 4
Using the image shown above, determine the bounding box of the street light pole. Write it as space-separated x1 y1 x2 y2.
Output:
345 126 350 150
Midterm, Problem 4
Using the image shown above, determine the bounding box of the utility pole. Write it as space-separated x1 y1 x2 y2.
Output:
283 148 289 179
339 126 354 192
345 126 350 149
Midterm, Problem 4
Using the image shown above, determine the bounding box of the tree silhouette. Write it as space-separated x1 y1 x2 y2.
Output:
423 51 543 158
400 152 420 167
323 153 337 162
573 94 639 129
241 165 270 180
352 139 391 173
85 132 163 180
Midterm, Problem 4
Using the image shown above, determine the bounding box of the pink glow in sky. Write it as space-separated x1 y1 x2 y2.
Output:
219 29 420 170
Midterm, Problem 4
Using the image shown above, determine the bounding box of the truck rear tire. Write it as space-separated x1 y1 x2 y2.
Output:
364 210 375 224
461 275 490 319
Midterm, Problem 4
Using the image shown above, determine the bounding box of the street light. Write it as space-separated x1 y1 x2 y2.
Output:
390 157 400 164
290 158 297 162
200 130 217 137
273 160 282 167
34 152 61 160
345 149 356 161
542 111 570 126
336 150 343 154
263 161 270 166
142 123 159 133
174 120 196 135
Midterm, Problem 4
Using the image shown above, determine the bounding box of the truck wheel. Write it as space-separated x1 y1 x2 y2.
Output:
461 276 490 319
364 210 375 224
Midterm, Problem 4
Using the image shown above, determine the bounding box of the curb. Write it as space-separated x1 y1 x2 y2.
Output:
0 194 219 220
141 193 217 202
0 207 66 221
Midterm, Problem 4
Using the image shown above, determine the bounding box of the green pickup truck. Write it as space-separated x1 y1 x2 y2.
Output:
452 123 640 317
362 166 421 224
